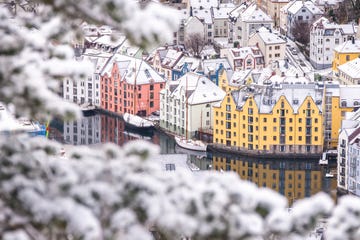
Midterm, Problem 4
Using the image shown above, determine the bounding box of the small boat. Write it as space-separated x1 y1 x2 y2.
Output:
80 103 96 116
123 112 154 131
174 136 207 152
0 105 46 137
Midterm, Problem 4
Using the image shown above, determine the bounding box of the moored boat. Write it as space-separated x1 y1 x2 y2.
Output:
174 136 207 152
123 112 154 131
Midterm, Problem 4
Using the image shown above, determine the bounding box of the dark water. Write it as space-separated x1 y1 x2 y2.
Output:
49 112 337 205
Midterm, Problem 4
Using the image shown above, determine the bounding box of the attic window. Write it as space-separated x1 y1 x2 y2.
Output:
145 69 151 78
202 80 206 84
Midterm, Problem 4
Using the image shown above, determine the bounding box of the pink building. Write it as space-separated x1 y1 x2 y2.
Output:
101 55 166 116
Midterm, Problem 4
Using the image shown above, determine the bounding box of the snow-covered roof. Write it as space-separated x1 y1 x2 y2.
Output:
334 39 360 53
102 54 166 85
161 49 183 68
192 8 213 24
288 0 322 15
202 58 231 75
228 69 252 87
254 27 287 45
173 56 201 71
190 0 219 9
338 58 360 79
228 46 264 59
229 3 248 18
241 4 272 22
339 85 360 107
232 81 324 114
169 72 225 105
312 17 356 35
212 5 235 19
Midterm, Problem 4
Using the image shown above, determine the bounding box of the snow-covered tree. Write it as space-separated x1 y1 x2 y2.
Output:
0 1 359 240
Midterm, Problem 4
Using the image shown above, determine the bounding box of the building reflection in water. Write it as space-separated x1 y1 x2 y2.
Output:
61 113 169 152
210 152 337 205
57 112 337 206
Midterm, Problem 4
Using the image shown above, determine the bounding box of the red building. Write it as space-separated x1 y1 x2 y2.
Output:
101 55 166 116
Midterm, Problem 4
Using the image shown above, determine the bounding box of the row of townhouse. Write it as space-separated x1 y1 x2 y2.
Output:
213 71 360 155
338 108 360 196
309 17 356 69
173 0 275 48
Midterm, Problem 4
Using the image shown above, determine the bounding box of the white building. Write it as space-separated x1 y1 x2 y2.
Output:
310 17 356 69
281 0 322 39
230 3 273 47
248 27 287 66
63 115 102 145
159 72 225 138
211 4 236 41
338 108 360 195
184 16 205 41
63 50 112 107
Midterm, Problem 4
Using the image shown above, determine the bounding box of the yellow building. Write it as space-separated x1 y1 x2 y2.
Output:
323 82 360 149
332 38 360 75
213 78 325 155
211 154 327 205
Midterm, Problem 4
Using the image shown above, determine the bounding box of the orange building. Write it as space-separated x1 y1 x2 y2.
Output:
101 55 166 116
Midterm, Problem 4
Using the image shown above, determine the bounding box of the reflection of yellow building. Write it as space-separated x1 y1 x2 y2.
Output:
213 80 324 155
212 155 329 205
332 39 360 75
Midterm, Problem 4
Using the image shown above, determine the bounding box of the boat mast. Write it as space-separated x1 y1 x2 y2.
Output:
185 76 188 140
134 60 137 115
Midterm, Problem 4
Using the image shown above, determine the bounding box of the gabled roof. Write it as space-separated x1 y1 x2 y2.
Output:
102 54 166 85
169 72 225 105
338 58 360 79
241 3 272 22
211 5 236 19
287 0 322 15
190 0 219 9
254 27 287 45
334 39 360 53
202 58 231 75
232 78 324 114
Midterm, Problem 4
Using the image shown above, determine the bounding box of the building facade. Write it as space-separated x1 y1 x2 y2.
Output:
159 72 225 138
248 27 287 66
337 109 360 195
310 17 356 69
213 80 325 155
100 55 166 117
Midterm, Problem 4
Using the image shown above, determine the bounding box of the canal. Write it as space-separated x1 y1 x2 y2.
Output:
49 111 337 205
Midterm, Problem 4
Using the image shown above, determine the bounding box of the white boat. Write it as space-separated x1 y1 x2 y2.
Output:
174 136 207 152
123 112 154 131
0 104 46 136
